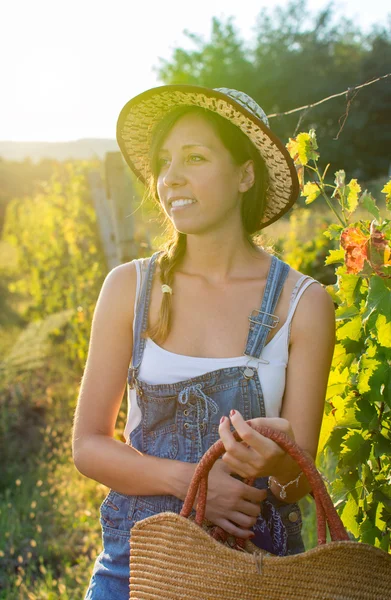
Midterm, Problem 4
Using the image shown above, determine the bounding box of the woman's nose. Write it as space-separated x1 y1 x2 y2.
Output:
163 161 186 187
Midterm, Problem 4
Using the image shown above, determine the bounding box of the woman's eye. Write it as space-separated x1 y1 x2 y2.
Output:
188 154 204 163
157 155 204 170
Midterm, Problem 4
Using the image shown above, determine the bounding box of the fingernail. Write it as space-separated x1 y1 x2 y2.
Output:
230 409 236 417
220 416 226 424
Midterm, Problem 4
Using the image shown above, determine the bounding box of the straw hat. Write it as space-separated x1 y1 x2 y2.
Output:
116 85 299 229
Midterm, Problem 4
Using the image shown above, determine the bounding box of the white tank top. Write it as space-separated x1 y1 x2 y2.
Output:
124 259 318 443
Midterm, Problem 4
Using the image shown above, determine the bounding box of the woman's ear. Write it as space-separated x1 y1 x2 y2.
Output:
238 160 255 193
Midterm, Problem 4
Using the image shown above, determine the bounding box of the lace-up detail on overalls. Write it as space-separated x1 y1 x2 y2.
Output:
178 383 219 458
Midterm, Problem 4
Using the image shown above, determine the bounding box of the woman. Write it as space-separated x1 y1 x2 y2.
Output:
73 85 335 599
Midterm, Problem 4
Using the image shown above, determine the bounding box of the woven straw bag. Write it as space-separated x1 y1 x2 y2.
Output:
129 425 391 599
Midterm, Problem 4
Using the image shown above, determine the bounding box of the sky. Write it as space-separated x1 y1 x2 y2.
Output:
2 0 389 142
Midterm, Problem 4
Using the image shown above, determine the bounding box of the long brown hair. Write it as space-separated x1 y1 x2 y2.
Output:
143 105 268 344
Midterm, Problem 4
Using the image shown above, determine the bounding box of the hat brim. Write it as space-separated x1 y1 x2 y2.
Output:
116 84 299 229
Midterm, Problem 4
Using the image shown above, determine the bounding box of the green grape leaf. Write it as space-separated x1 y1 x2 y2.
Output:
355 399 377 427
359 516 380 545
331 472 362 505
326 383 349 400
360 190 381 221
324 223 344 240
341 495 360 538
384 366 391 409
336 315 362 342
332 342 349 364
381 180 391 211
326 367 350 399
368 414 381 431
375 314 391 348
302 182 321 204
331 394 360 429
362 276 391 323
363 340 378 358
340 338 363 356
327 427 348 455
338 407 361 429
373 433 391 459
346 179 361 214
367 362 390 405
326 283 340 304
331 478 350 505
325 248 345 265
332 342 356 370
335 305 360 321
318 410 336 454
341 431 371 464
374 488 391 511
361 463 374 487
286 131 319 166
337 273 362 306
380 506 391 523
357 355 381 394
379 532 390 552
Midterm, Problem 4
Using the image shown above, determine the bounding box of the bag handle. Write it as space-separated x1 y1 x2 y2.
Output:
180 425 349 548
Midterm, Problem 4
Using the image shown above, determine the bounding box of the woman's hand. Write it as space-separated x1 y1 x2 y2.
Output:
218 410 295 480
198 458 267 540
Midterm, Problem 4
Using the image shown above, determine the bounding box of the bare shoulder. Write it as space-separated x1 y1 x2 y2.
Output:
291 266 334 310
288 267 336 343
105 260 138 292
95 260 138 327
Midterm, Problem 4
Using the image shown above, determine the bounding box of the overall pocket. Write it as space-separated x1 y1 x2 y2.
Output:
147 422 179 459
99 490 136 537
143 396 179 459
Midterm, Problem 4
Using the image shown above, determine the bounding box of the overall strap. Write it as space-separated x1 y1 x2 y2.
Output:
243 255 290 360
128 250 162 388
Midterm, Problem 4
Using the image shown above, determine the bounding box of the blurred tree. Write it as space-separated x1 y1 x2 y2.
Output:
155 0 391 181
155 18 256 90
349 25 391 178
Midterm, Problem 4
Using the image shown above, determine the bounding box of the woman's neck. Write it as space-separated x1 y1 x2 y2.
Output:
177 232 269 284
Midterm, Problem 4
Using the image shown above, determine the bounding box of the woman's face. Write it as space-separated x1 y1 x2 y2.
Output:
156 112 253 235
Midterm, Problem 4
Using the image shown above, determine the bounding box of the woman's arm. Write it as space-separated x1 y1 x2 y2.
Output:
72 262 195 498
219 281 336 503
274 281 336 500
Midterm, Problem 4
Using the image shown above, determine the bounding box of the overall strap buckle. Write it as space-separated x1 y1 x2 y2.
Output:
248 309 280 329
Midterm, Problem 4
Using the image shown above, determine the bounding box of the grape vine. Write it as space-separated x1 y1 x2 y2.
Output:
287 131 391 550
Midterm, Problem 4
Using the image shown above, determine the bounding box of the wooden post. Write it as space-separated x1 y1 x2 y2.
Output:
105 152 139 264
87 169 118 270
88 152 144 269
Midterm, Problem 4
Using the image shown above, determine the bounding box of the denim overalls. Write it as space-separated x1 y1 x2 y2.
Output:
84 251 305 599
